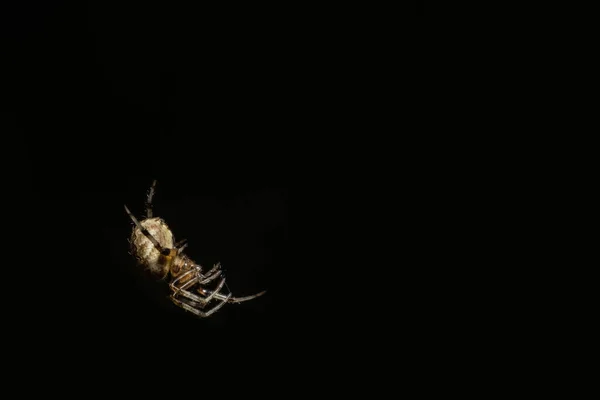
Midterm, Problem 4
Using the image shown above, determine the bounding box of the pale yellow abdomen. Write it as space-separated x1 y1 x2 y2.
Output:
130 217 175 277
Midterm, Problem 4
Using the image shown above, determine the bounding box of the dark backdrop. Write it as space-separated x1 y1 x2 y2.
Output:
3 1 292 380
1 0 420 388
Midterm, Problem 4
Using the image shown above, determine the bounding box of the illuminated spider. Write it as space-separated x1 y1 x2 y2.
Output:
124 180 266 318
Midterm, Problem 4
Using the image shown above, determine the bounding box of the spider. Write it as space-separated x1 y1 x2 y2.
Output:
124 180 266 318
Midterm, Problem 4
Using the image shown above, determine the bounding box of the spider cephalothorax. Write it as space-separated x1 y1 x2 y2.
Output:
124 180 266 318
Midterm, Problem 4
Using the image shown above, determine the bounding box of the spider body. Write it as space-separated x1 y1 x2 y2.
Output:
125 180 266 318
130 217 175 278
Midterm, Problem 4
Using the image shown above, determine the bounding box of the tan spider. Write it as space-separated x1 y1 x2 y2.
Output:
124 180 266 318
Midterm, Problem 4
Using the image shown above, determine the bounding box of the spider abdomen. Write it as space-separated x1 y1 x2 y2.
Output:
130 217 174 277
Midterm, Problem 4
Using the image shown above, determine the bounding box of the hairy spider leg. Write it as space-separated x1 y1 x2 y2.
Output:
142 180 188 253
170 263 222 294
145 179 157 218
170 274 232 316
170 262 266 307
170 295 230 318
202 289 267 303
169 263 230 315
195 262 267 303
199 268 222 284
174 239 188 254
124 204 166 254
170 268 226 306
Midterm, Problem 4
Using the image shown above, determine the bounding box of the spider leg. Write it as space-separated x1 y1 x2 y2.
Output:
198 271 221 285
146 179 157 218
184 274 265 304
170 266 233 315
197 263 222 284
170 266 221 290
192 262 266 303
124 204 165 253
169 274 207 309
201 288 267 304
168 264 264 317
174 239 188 254
170 295 229 318
170 269 222 303
171 269 197 291
170 279 232 317
200 277 227 303
197 262 266 302
171 275 228 306
173 262 222 286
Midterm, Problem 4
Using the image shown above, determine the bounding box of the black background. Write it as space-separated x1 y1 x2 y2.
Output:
3 1 294 380
2 1 422 389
